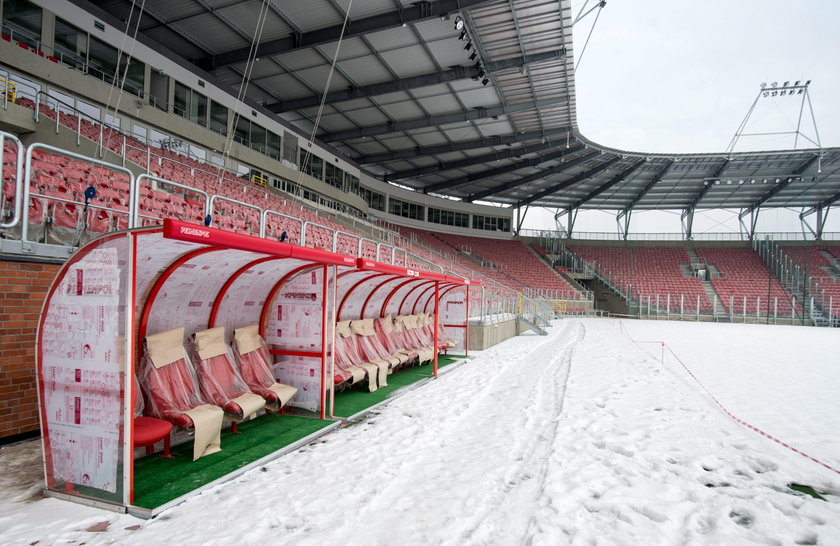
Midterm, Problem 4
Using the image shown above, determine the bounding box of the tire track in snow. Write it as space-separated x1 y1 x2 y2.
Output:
450 321 586 545
310 320 583 545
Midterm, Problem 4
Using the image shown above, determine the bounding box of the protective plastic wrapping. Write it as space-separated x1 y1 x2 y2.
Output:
351 319 399 368
375 315 415 363
191 327 266 420
132 372 144 418
437 321 458 348
140 327 208 429
400 315 434 362
334 320 368 386
350 319 392 387
232 324 298 410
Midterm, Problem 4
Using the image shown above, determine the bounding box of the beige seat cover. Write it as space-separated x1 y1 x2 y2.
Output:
193 326 229 360
146 327 187 369
267 383 298 408
233 324 262 355
359 362 380 392
336 320 353 338
231 392 266 420
183 404 224 461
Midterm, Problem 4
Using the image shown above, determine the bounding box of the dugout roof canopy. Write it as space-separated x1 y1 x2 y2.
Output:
80 0 840 214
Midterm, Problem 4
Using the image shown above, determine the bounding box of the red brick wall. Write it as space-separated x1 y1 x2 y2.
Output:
0 259 61 440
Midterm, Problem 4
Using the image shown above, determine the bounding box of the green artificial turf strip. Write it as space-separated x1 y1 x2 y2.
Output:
132 414 333 509
332 355 465 417
789 483 825 500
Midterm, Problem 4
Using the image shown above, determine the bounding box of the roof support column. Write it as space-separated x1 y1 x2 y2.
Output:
616 209 631 240
681 207 695 241
738 206 759 241
800 205 828 241
515 205 529 235
553 206 577 238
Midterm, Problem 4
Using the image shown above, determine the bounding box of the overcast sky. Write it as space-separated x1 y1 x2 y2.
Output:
522 0 839 235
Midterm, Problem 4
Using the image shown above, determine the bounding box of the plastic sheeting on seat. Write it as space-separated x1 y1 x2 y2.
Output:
232 324 298 411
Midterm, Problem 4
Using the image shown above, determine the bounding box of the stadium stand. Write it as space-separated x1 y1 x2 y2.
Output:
568 245 712 312
695 248 799 316
779 246 840 317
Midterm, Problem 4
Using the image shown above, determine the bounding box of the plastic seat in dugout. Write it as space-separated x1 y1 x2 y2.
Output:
191 326 266 428
392 315 428 365
350 319 397 385
336 319 382 392
398 315 434 364
132 371 173 458
140 326 225 461
232 324 298 411
375 315 416 366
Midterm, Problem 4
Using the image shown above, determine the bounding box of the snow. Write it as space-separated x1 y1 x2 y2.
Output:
1 318 839 544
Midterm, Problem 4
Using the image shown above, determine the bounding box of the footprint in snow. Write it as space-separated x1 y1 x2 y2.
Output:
728 509 754 528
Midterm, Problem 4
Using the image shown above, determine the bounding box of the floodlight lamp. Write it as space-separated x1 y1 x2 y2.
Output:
738 179 744 185
775 178 780 183
771 81 778 87
726 180 732 185
474 61 482 70
459 30 467 40
805 80 811 85
469 51 477 61
715 180 720 185
798 89 804 94
762 92 769 97
454 16 464 30
762 179 767 184
780 90 786 96
784 81 790 87
464 42 472 51
795 80 800 86
482 77 489 86
760 82 767 88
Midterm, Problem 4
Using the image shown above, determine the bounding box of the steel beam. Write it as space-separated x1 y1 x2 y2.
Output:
267 49 565 113
318 96 569 142
195 0 495 70
422 145 586 194
386 140 556 180
569 159 646 209
516 156 622 207
355 128 572 163
467 150 601 202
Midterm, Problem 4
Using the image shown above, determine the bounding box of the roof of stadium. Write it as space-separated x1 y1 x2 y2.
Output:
80 0 840 218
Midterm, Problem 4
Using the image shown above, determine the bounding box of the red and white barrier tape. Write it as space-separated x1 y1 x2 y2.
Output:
619 320 840 477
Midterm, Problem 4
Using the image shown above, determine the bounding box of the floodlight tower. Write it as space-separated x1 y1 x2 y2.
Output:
726 80 821 154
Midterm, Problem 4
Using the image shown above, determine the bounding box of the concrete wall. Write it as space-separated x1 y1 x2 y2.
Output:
468 318 518 350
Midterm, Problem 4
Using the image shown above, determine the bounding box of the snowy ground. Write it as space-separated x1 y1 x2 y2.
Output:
1 318 839 545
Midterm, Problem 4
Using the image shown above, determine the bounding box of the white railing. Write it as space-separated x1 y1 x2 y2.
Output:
0 131 24 229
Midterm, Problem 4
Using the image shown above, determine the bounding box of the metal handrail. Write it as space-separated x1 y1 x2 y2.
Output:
260 209 304 240
0 131 24 229
23 143 135 243
132 174 210 228
208 194 263 231
301 220 336 249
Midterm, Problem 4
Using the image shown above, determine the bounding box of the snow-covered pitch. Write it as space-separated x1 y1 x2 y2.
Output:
1 318 839 544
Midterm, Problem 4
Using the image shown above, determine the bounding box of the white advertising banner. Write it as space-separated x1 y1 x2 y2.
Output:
41 246 123 494
266 269 324 412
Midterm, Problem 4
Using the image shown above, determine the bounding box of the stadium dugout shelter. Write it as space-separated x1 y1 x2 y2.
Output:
35 218 477 516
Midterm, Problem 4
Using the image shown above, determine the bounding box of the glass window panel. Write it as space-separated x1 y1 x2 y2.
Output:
88 37 118 84
3 0 42 49
210 101 228 136
53 17 86 69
